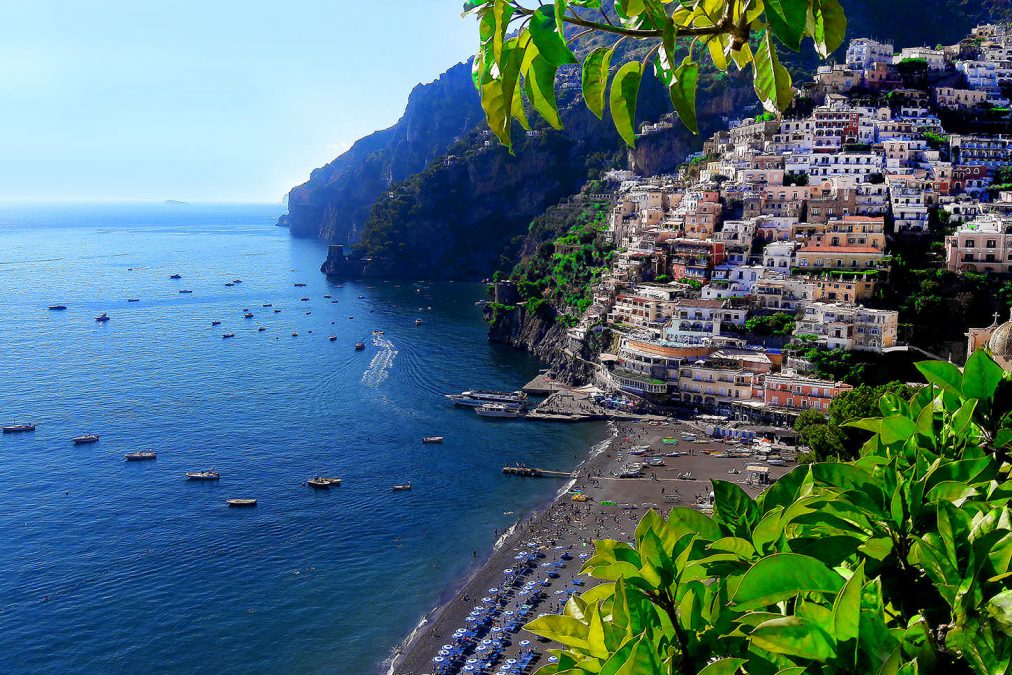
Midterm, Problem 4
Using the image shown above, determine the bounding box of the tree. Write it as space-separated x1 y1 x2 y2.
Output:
793 409 846 461
465 0 847 151
524 352 1012 674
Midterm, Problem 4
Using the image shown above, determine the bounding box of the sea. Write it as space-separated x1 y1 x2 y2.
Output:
0 203 605 674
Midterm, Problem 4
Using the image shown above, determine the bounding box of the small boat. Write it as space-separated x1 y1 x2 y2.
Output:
186 469 220 481
354 341 365 350
233 279 242 284
305 311 311 316
243 308 249 311
179 289 193 294
48 305 68 311
319 477 342 486
292 331 298 337
222 333 236 339
422 436 444 444
329 335 337 342
262 303 272 307
125 451 157 461
72 434 100 444
225 282 234 287
95 313 110 322
307 477 331 489
331 300 339 304
476 403 522 419
127 298 140 303
2 422 36 433
226 499 256 507
323 295 332 299
257 326 267 332
357 295 366 299
372 330 384 335
415 319 423 326
391 483 413 491
211 320 222 326
300 297 309 302
273 309 281 313
169 274 182 279
243 312 254 319
294 283 307 287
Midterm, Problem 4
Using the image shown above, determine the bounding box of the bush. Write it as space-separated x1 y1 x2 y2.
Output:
525 353 1012 675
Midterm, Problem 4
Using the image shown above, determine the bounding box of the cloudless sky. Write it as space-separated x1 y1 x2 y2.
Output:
0 1 478 202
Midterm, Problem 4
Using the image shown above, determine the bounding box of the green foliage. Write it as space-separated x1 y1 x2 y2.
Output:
746 312 797 337
466 0 845 150
526 353 1012 674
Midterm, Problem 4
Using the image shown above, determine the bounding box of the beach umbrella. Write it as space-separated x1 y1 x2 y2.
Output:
433 656 445 663
520 640 531 647
548 656 559 664
504 568 513 574
442 645 453 651
489 587 499 593
482 596 492 604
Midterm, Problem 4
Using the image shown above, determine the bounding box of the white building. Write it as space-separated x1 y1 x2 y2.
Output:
847 38 894 69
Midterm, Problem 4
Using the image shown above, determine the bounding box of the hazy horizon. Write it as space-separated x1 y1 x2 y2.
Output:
0 1 476 203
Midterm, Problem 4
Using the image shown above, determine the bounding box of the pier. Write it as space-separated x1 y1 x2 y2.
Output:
502 465 575 478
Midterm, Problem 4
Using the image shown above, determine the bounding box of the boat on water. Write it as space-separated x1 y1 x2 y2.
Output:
445 390 527 408
125 451 157 461
169 274 182 279
476 403 522 419
422 436 444 444
294 283 307 287
72 434 100 444
323 295 332 299
257 326 267 332
415 319 423 326
211 320 222 326
354 341 365 350
391 482 412 491
328 335 337 342
233 279 242 284
273 309 281 313
372 330 384 335
243 312 254 319
179 289 193 294
299 297 309 302
262 303 272 307
2 422 35 433
226 499 256 507
291 331 298 337
222 333 235 339
95 313 110 322
127 298 140 302
225 282 234 287
307 476 341 489
185 469 220 481
48 305 68 310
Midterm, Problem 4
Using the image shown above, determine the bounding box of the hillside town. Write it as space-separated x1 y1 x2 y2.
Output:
510 23 1012 424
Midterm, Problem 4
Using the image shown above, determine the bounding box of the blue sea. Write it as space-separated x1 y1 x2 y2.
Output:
0 203 604 674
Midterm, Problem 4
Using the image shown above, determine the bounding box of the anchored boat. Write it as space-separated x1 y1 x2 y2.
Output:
185 469 220 481
226 499 256 507
445 390 527 408
354 341 365 350
125 451 157 461
72 434 100 444
169 274 182 279
48 304 68 310
95 313 110 322
476 403 522 419
391 482 413 491
2 422 35 433
422 436 444 444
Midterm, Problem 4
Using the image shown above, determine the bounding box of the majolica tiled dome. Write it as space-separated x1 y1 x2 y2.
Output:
987 311 1012 369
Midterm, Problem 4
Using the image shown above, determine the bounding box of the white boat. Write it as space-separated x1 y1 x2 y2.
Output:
125 451 157 461
422 436 444 444
476 403 522 419
445 390 527 408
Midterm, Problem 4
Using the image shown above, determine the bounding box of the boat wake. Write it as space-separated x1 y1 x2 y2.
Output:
361 335 398 387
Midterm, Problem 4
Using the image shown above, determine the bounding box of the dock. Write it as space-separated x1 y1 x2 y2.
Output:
502 465 575 478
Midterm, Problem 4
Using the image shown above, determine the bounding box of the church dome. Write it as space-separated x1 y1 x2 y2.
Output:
987 311 1012 367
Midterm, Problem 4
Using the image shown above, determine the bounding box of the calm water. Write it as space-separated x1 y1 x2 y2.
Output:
0 203 603 674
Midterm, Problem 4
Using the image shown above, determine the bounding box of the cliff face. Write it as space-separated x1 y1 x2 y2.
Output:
285 62 484 243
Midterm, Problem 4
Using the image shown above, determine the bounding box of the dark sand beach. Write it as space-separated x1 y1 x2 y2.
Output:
388 418 792 674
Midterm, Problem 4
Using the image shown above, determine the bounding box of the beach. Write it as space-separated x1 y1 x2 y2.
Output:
387 417 792 674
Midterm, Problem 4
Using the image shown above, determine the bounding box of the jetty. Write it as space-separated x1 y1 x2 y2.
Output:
502 465 575 478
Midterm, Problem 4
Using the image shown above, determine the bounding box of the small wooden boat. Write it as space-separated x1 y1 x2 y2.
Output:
415 319 423 326
127 298 140 303
273 309 281 313
294 283 307 287
48 304 68 310
72 434 100 444
243 312 254 319
225 282 234 287
233 279 242 284
329 335 337 341
262 303 273 307
125 451 157 461
211 320 222 326
2 422 35 433
300 297 310 302
179 289 193 294
257 326 267 332
185 469 220 481
95 313 110 322
222 333 235 339
354 341 365 350
169 274 182 279
226 499 256 507
307 477 331 489
422 436 444 444
391 482 413 491
291 331 298 337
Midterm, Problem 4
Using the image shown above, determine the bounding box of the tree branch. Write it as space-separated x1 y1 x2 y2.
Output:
509 3 736 40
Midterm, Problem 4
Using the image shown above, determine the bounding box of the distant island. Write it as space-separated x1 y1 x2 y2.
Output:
163 200 189 206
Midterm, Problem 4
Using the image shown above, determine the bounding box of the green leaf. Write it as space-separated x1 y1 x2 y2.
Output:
880 415 917 445
530 6 578 67
669 57 700 134
525 614 590 649
614 633 659 675
765 0 808 50
525 55 563 129
915 360 963 396
832 562 864 643
750 616 837 660
752 30 793 112
989 591 1012 636
963 350 1005 401
668 507 722 541
609 61 642 148
478 37 527 152
581 47 613 120
696 658 747 675
732 553 845 611
810 0 847 58
712 479 760 537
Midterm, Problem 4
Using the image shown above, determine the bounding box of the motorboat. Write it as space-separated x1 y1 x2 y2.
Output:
72 434 100 444
476 403 522 418
273 309 281 313
294 283 307 287
422 436 444 444
233 279 242 284
354 341 365 350
262 303 272 307
225 282 234 287
291 331 298 337
226 499 256 507
186 469 220 481
257 326 267 332
391 483 413 491
48 305 68 310
2 422 35 433
127 298 140 303
179 289 193 294
415 319 423 326
300 297 310 302
222 333 235 339
243 312 254 319
323 295 332 299
328 335 337 341
307 477 332 489
95 313 110 322
211 320 221 326
169 274 182 279
125 451 157 461
319 477 342 486
445 390 527 408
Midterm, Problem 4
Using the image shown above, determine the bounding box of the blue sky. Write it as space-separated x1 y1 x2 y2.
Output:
0 1 478 202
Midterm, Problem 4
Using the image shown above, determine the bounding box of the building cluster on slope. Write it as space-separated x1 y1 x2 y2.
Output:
562 24 1012 420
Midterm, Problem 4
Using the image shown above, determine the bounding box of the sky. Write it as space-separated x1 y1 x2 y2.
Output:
0 1 478 203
